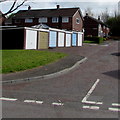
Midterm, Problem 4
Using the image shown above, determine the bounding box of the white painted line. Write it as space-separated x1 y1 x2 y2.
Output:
24 100 35 103
82 100 103 105
0 97 17 101
82 79 100 103
24 100 43 104
109 107 120 112
35 101 43 104
83 105 99 110
52 102 64 106
112 103 120 107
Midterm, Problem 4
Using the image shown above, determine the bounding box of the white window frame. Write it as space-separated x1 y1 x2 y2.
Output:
38 17 47 23
52 17 58 23
76 18 80 24
62 17 69 23
25 18 33 23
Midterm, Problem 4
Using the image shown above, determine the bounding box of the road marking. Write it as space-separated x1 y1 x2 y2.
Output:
108 107 120 112
83 100 103 105
24 100 43 104
52 102 64 106
35 101 44 104
24 100 36 103
83 105 99 110
112 103 120 107
0 97 17 101
82 79 103 105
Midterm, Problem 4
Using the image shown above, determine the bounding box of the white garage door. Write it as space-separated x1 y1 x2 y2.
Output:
66 33 71 47
78 33 82 46
25 30 37 49
58 32 64 47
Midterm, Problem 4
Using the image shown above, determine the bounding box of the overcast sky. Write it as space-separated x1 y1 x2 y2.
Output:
0 0 119 17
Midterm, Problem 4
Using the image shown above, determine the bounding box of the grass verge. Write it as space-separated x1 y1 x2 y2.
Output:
83 40 97 44
1 50 67 74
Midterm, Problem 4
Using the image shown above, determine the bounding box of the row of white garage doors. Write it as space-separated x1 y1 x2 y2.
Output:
25 28 83 49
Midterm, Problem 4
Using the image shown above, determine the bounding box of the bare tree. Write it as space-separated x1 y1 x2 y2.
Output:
0 0 27 16
0 0 7 2
100 8 109 22
84 7 94 16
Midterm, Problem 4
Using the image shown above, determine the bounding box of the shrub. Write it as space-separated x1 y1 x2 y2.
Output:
84 36 104 44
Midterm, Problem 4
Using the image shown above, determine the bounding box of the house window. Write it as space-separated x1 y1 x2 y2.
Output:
52 17 58 23
39 17 47 23
76 18 80 24
62 17 69 23
25 18 33 23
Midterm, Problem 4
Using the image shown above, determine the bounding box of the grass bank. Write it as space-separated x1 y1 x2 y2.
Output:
1 50 67 74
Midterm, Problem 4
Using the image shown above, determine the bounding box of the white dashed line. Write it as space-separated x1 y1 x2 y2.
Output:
108 108 120 112
35 101 44 104
24 100 36 103
83 100 103 105
0 97 17 101
52 102 64 106
1 97 119 112
24 100 43 104
112 103 120 107
83 105 99 110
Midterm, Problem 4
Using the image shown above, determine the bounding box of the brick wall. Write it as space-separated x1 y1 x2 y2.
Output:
12 12 83 32
72 11 83 32
84 17 99 36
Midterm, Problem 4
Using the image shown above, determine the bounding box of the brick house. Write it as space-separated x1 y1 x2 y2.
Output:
12 5 83 32
83 14 110 37
0 11 6 26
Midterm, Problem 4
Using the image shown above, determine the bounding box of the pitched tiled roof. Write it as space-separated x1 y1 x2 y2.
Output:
13 7 81 19
84 15 107 26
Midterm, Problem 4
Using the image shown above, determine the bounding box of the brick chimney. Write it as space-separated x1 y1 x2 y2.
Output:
28 6 31 10
57 5 60 9
98 16 100 20
86 13 88 16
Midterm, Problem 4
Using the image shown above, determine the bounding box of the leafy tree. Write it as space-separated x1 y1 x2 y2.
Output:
106 15 120 36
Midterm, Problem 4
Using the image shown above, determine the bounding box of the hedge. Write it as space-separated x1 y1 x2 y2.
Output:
84 36 104 44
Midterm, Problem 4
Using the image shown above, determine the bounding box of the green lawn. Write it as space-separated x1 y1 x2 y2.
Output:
1 50 67 74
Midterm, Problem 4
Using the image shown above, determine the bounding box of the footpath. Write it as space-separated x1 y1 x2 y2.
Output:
2 54 86 83
2 40 114 84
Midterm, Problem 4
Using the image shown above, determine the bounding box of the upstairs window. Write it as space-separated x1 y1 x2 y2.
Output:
52 17 58 23
39 17 47 23
25 18 33 23
76 18 80 24
62 17 69 23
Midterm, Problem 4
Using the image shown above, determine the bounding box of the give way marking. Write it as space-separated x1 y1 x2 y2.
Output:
82 79 103 105
81 79 120 112
82 79 103 110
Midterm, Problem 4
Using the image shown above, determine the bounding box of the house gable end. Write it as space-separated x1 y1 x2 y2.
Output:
72 9 83 32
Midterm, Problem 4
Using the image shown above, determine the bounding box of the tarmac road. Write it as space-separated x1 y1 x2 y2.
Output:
1 40 119 118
